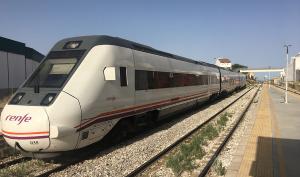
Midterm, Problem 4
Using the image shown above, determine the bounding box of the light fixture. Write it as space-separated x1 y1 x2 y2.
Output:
40 93 57 106
10 93 25 104
63 41 82 49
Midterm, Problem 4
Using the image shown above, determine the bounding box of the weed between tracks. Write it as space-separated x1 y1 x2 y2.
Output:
166 112 232 175
0 160 46 177
213 160 226 176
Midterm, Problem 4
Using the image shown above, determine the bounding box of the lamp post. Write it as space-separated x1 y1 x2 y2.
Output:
269 66 271 88
284 44 292 104
269 71 271 88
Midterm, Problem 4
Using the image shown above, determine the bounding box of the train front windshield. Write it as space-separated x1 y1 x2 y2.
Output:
24 50 85 88
25 58 77 88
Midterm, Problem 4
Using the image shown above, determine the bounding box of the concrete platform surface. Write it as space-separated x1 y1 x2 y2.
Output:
227 85 300 177
269 86 300 177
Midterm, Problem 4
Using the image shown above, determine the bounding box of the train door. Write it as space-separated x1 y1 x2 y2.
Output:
108 48 135 113
207 70 213 94
199 65 209 96
79 46 135 145
111 65 135 110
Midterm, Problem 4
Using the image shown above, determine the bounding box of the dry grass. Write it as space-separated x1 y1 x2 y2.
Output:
0 159 46 177
213 159 227 176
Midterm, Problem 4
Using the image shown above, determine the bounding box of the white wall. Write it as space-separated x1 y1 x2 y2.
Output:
1 51 40 91
25 58 38 78
287 56 300 82
295 56 300 81
287 60 294 81
215 60 232 68
295 56 300 70
0 51 8 89
7 53 26 88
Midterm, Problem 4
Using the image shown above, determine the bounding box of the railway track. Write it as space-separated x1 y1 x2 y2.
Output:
0 151 98 177
126 85 260 177
198 85 260 176
35 160 79 177
0 156 30 169
34 144 108 177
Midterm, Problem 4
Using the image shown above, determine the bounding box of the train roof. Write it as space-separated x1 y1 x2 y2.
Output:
51 35 220 69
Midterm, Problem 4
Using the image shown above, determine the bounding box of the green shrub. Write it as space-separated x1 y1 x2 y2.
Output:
202 124 219 140
166 112 231 175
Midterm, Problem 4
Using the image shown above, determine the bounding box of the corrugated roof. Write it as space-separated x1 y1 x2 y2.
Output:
25 47 45 62
0 36 44 62
0 36 25 55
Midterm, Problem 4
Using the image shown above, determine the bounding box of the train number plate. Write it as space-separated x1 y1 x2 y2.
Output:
30 141 39 145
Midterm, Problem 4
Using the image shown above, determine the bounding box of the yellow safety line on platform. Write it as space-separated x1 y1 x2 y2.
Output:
237 85 273 177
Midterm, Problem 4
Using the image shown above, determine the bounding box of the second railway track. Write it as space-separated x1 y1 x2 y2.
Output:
127 85 260 177
198 85 260 177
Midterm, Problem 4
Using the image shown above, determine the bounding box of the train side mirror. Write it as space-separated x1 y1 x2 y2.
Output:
103 67 116 81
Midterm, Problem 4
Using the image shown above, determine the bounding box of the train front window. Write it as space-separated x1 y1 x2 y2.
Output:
24 50 85 88
25 58 77 88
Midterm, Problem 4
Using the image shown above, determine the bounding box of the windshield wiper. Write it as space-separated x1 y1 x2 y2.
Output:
34 76 40 93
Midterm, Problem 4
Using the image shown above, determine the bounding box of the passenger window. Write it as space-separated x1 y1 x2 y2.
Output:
120 67 127 87
147 71 155 89
103 67 116 81
154 71 170 88
135 70 148 90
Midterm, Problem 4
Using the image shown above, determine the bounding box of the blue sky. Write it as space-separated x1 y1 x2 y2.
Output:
1 0 299 77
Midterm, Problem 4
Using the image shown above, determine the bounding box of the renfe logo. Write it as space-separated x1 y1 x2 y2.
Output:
5 114 32 125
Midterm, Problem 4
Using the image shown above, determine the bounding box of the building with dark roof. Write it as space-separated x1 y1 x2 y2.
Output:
215 57 232 69
0 36 44 98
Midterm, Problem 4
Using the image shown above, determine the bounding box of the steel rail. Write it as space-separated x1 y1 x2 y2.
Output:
35 160 79 177
198 85 260 177
126 86 257 177
0 156 30 169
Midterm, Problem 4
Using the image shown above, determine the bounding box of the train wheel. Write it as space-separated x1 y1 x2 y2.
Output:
104 119 130 144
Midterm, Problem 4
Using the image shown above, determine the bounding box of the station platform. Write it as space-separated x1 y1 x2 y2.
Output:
226 85 300 177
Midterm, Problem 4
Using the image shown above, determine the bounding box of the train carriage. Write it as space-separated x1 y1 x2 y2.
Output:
0 35 245 158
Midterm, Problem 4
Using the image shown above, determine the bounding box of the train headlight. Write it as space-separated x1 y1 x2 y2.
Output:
9 93 25 104
63 41 82 49
40 93 57 106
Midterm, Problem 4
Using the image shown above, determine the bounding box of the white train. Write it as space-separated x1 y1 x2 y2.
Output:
0 35 246 158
